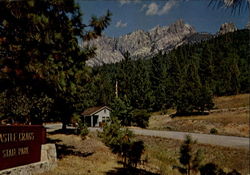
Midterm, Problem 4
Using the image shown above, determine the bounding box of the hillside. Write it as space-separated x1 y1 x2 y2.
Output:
149 94 249 137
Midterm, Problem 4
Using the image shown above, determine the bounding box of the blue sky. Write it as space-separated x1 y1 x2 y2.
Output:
78 0 249 37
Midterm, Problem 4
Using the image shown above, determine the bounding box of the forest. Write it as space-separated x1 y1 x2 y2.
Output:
91 29 249 115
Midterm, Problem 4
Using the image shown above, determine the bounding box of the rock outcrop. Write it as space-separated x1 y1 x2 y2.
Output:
83 19 196 66
218 22 237 35
83 20 238 66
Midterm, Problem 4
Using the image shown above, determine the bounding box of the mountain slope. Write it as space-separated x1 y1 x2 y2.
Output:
83 19 196 66
83 20 243 66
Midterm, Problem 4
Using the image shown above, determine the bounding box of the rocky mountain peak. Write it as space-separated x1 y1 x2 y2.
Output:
167 19 195 34
84 20 198 66
218 22 237 35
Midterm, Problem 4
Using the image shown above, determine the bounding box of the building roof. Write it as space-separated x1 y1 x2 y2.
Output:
82 106 111 116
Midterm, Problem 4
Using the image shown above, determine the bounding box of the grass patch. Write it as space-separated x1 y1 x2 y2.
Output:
39 133 121 175
136 135 249 175
213 94 249 109
149 94 249 137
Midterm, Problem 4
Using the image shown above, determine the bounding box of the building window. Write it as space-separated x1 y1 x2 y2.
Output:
102 116 110 122
104 109 106 113
102 116 106 122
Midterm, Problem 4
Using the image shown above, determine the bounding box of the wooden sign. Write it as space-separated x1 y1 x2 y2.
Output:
0 125 46 171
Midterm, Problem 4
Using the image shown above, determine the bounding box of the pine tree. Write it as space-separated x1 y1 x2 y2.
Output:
176 60 202 114
131 59 153 110
111 97 133 126
175 135 203 175
0 0 112 126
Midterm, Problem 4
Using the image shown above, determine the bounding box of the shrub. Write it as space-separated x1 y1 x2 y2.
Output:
76 121 89 139
210 128 218 134
200 163 226 175
79 124 89 139
200 163 241 175
71 113 81 126
99 117 144 168
174 135 203 175
132 109 150 128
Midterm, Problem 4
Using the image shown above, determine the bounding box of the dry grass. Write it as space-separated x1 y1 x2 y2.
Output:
149 94 249 137
137 135 250 175
39 133 121 175
214 94 249 109
39 131 249 175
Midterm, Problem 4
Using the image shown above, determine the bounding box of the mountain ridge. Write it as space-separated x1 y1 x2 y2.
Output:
83 20 241 67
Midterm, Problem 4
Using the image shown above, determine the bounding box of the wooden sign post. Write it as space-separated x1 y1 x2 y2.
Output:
0 125 46 171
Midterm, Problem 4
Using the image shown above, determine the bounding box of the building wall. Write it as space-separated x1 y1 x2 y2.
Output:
95 108 111 126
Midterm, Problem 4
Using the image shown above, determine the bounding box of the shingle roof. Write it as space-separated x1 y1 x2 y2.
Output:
82 106 111 116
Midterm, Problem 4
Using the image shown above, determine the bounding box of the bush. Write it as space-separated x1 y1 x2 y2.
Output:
200 163 241 175
210 128 218 134
174 135 203 175
200 163 225 175
71 113 81 126
76 121 89 139
99 117 144 168
80 124 89 139
132 109 150 128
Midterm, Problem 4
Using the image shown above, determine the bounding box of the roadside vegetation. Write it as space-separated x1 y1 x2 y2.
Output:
138 135 249 175
39 130 248 175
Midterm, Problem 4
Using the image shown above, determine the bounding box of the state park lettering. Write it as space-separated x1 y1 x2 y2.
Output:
0 132 34 143
0 132 35 158
2 147 29 158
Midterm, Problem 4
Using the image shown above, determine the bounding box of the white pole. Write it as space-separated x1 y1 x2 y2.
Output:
115 80 118 98
91 116 93 127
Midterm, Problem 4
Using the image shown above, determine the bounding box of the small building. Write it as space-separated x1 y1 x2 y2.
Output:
81 106 111 127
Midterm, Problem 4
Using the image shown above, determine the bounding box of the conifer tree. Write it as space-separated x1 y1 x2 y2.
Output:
175 135 203 175
0 0 111 126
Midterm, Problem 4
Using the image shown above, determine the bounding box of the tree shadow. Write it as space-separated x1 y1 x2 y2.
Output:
46 136 93 159
56 143 93 159
49 128 77 135
171 111 209 118
46 137 62 144
105 167 160 175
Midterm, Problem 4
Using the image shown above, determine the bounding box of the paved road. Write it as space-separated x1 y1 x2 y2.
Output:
130 128 249 149
43 123 63 132
44 123 249 149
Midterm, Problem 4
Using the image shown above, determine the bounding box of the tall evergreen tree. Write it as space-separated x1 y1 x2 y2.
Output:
0 0 111 126
131 59 153 110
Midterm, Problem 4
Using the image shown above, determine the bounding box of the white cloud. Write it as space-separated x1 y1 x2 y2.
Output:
119 0 141 6
115 20 128 28
158 0 177 15
119 0 130 5
143 0 178 16
146 2 159 16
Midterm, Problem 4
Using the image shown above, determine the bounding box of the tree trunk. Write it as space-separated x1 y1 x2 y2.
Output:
62 121 67 131
187 163 191 175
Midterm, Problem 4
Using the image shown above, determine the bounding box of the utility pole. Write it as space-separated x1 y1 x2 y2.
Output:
115 80 118 98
